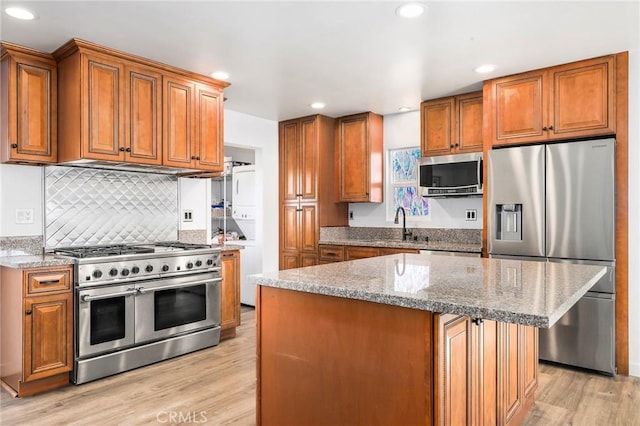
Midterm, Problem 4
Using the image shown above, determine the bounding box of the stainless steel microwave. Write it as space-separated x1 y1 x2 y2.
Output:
418 152 483 197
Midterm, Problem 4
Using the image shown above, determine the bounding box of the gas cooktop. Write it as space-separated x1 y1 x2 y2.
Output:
53 242 212 259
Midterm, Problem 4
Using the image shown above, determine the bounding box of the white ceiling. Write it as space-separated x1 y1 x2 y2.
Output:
1 1 638 121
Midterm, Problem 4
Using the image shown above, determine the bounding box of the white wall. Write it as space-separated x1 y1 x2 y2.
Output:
178 178 209 231
0 164 43 236
627 49 639 377
223 109 279 274
349 111 483 229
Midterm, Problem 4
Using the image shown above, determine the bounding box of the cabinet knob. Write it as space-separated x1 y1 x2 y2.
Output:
196 156 200 160
472 318 483 325
548 125 554 130
455 143 459 148
25 309 32 315
191 156 197 160
11 143 18 149
542 126 548 131
119 147 125 151
450 144 454 148
125 147 131 152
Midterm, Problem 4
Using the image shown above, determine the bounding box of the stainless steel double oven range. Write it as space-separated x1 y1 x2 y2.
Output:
54 242 222 384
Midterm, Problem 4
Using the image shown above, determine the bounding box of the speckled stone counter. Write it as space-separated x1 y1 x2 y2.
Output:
0 254 75 269
253 254 606 328
319 238 482 253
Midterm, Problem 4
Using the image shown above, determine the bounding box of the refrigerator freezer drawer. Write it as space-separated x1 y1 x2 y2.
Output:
539 294 615 375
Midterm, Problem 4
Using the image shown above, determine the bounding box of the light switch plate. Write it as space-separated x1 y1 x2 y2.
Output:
183 210 193 222
465 209 477 221
15 208 34 224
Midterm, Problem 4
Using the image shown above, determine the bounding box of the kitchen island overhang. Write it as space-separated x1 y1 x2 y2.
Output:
252 254 607 425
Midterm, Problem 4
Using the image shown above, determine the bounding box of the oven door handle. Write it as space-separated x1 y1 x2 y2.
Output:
137 277 222 294
80 288 138 303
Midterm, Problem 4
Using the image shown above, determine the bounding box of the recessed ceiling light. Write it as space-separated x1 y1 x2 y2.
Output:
310 102 326 109
398 107 412 112
395 3 425 19
210 71 230 80
5 7 36 20
474 64 496 74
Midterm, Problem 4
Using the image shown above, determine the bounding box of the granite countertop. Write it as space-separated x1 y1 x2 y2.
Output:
0 254 76 269
252 254 606 328
319 238 482 253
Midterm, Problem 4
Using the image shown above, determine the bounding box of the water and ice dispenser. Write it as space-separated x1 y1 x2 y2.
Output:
495 204 522 241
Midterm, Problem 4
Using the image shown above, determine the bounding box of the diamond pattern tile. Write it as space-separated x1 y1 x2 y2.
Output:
45 167 178 248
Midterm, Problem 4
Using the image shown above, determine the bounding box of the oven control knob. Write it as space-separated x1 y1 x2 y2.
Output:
93 270 103 279
121 268 130 276
186 262 194 269
109 268 118 277
195 260 203 267
206 259 213 266
162 264 170 272
145 265 153 273
131 266 140 274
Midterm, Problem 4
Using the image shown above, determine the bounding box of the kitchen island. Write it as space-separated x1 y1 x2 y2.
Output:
253 254 606 426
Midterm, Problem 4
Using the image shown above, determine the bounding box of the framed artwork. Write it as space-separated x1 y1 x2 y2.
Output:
389 148 429 217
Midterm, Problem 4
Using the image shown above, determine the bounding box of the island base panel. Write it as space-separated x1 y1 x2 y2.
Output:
257 286 434 426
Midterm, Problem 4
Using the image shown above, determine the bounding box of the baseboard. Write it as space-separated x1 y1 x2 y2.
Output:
628 361 640 377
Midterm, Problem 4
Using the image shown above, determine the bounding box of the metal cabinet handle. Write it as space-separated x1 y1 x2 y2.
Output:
191 156 196 160
11 143 18 149
548 125 554 130
542 126 548 131
119 147 125 151
196 156 200 160
25 309 32 315
37 279 60 285
125 147 131 152
223 253 235 258
471 318 483 325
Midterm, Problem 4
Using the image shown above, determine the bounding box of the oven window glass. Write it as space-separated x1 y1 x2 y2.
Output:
154 284 206 330
90 297 126 345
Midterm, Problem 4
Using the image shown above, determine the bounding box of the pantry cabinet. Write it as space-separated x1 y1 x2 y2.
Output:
54 38 227 171
0 265 73 396
220 250 241 340
335 112 384 202
421 92 483 157
279 115 348 270
486 55 615 145
0 42 57 164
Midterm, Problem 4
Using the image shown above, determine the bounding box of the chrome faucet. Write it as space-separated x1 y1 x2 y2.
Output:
394 207 412 241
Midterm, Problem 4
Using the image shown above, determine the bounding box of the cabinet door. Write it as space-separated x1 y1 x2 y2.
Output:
550 56 615 138
492 72 546 145
195 84 223 172
300 204 317 255
456 93 483 153
499 322 522 425
23 293 73 382
163 75 195 168
471 319 497 426
221 251 240 332
336 114 369 202
379 247 420 255
299 116 318 201
279 120 300 202
125 64 162 165
435 314 471 426
280 204 300 270
421 98 454 156
2 54 57 163
82 53 125 160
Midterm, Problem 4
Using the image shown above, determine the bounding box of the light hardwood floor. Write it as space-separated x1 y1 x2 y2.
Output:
1 307 639 425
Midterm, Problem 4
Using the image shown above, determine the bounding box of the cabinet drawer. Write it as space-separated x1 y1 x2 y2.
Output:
24 266 72 296
345 246 380 260
319 245 345 262
380 247 420 255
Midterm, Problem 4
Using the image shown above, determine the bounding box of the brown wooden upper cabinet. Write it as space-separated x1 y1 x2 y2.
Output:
335 112 383 203
420 91 483 157
53 38 227 171
485 55 615 146
1 42 57 164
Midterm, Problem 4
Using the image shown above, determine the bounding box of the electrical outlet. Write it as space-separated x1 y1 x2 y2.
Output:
15 208 34 224
349 211 354 220
465 209 477 221
183 210 193 222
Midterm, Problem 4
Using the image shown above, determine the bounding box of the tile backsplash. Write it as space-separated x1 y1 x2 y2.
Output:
44 166 178 248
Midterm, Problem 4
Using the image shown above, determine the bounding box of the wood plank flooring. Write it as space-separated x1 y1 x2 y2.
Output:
2 307 639 425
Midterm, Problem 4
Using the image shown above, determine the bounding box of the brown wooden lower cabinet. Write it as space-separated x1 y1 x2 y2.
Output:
318 244 419 263
257 286 538 426
220 250 240 340
0 265 73 397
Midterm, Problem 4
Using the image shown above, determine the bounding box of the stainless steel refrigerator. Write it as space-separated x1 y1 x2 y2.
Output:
488 138 616 375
